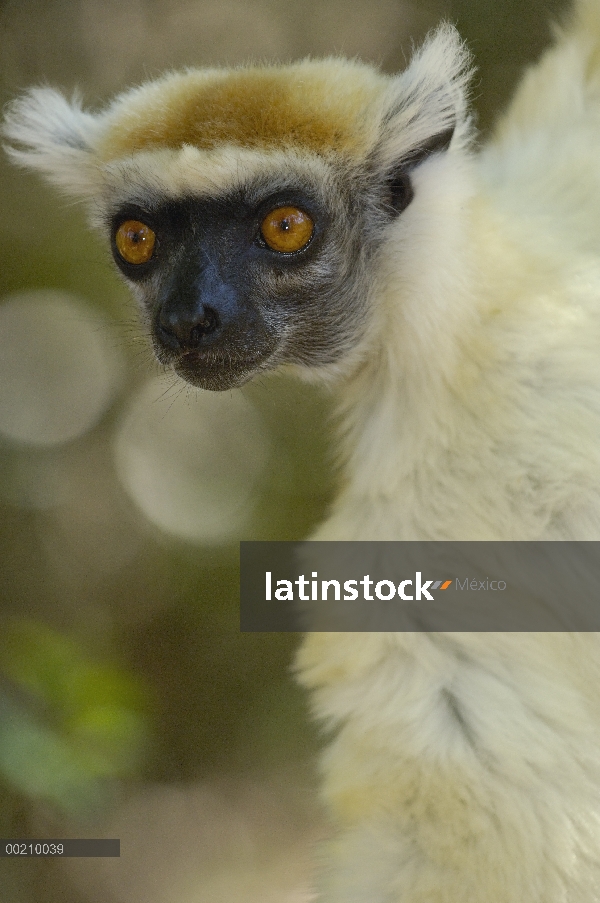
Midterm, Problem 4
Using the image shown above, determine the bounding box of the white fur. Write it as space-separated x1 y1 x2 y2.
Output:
2 87 105 197
375 24 473 171
298 3 600 901
92 146 339 222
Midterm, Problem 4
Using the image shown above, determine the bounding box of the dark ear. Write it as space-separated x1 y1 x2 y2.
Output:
372 23 473 214
387 126 456 214
2 87 103 197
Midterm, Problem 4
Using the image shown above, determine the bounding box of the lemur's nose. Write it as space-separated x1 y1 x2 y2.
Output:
157 303 219 351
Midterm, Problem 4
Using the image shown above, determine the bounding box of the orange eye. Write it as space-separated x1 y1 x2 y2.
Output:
115 220 156 265
260 206 314 253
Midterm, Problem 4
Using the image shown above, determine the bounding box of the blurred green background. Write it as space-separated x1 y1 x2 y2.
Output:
0 1 567 900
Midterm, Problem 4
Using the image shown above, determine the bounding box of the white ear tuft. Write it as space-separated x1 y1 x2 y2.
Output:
374 23 474 172
2 87 103 197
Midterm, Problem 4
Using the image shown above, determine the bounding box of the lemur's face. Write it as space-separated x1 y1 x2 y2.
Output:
108 159 375 390
3 36 469 390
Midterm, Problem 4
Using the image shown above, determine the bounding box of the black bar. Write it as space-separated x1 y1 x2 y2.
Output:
240 540 600 631
0 840 120 857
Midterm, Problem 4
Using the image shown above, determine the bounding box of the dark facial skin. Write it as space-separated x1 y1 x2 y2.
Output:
108 128 452 391
110 180 371 390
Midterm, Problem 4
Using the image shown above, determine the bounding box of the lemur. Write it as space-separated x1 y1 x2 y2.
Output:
6 1 600 899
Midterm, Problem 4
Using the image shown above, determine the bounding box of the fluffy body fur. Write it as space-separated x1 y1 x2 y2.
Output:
5 2 600 899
